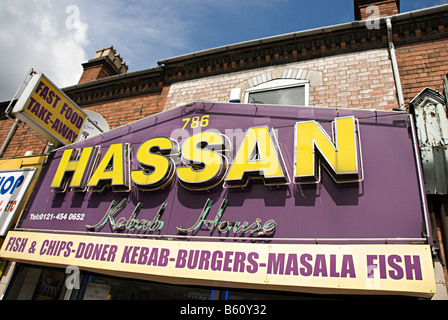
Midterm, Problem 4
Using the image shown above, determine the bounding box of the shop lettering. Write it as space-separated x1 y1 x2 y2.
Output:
26 97 53 125
367 254 423 280
40 240 73 257
34 80 62 109
267 253 356 278
50 116 362 193
59 102 84 129
1 234 429 289
121 246 170 266
3 236 28 253
176 198 277 236
85 197 277 236
34 80 84 129
86 199 166 233
27 79 84 143
50 118 79 143
175 249 259 273
26 80 61 126
1 200 17 213
0 174 24 195
74 242 118 262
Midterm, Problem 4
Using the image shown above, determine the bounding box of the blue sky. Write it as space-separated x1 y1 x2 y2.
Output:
0 0 447 102
81 0 448 72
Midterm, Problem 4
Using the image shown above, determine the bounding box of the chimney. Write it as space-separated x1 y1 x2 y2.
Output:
354 0 400 20
78 46 128 84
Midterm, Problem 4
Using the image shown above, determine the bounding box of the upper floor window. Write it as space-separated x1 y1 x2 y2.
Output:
244 79 309 106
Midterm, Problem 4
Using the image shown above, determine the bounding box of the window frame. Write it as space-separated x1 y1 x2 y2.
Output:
244 79 310 106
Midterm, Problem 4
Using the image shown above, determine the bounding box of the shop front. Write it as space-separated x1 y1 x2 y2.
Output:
0 155 45 295
0 102 437 300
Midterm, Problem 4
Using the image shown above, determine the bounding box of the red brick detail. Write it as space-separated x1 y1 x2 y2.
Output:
396 38 448 103
355 0 399 20
79 86 170 130
78 64 115 84
165 49 399 112
0 121 47 158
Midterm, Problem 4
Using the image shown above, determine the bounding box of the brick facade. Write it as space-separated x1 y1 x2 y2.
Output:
396 37 448 104
0 120 47 158
165 48 398 111
78 63 115 84
354 0 399 20
78 46 128 84
81 86 170 130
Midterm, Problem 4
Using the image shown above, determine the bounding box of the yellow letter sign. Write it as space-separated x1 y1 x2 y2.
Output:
294 116 361 183
87 143 131 192
225 126 288 187
131 137 178 191
177 132 228 190
50 146 100 192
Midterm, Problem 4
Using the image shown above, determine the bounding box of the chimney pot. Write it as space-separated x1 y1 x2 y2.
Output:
78 45 128 84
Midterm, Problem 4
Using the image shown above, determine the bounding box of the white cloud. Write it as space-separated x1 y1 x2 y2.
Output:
0 0 208 102
0 0 89 101
1 0 310 102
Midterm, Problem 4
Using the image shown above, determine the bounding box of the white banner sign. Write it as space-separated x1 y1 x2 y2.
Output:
0 169 37 236
0 231 437 298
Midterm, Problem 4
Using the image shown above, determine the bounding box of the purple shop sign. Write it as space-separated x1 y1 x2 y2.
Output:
16 102 430 244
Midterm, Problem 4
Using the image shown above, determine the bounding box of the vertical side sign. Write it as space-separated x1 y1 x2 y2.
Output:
0 168 37 236
11 73 87 146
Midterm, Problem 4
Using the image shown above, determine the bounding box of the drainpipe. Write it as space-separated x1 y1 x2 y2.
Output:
386 17 406 110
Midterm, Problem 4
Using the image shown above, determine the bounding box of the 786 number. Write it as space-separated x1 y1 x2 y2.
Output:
181 115 209 129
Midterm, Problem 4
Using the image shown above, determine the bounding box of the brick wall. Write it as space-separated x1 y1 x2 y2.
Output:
164 48 398 111
82 86 169 129
0 121 48 158
78 64 114 84
355 0 399 20
396 37 448 104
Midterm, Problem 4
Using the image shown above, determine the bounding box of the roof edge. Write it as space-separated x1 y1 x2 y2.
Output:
157 3 448 66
